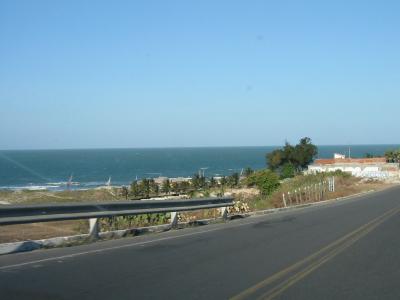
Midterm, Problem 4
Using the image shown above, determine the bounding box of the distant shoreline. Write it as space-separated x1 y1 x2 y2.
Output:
1 143 400 152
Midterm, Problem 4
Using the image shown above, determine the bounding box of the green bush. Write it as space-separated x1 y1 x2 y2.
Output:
280 163 295 179
329 169 351 179
246 169 280 196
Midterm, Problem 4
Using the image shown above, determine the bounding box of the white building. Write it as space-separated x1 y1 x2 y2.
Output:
307 155 399 179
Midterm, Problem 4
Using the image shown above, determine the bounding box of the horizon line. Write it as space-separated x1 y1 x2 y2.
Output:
1 143 400 152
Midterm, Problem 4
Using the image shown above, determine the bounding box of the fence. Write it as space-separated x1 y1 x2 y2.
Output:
282 177 335 207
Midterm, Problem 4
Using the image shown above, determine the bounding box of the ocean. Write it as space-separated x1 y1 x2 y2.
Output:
0 145 398 191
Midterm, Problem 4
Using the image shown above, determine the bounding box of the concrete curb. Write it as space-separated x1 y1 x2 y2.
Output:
0 224 175 255
0 234 89 256
0 189 377 255
0 219 219 255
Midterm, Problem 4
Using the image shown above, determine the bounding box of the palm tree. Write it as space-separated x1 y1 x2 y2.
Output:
228 173 239 187
120 186 129 200
191 174 201 189
171 182 179 194
209 177 217 188
244 167 254 177
149 179 159 195
162 179 171 195
140 179 151 198
385 150 400 163
130 180 141 198
220 176 227 186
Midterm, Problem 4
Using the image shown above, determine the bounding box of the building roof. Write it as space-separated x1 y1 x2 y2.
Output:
313 157 386 165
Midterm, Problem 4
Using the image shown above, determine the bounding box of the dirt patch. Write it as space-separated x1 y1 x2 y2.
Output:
0 220 86 243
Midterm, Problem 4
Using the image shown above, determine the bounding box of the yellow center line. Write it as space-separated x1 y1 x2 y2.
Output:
231 206 400 300
258 206 400 300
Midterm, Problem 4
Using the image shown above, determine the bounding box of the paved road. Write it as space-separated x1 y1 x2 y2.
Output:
1 186 400 299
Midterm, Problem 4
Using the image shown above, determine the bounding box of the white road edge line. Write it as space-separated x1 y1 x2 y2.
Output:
0 217 268 271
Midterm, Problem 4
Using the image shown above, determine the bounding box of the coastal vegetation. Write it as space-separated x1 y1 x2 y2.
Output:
266 137 318 178
385 149 400 163
245 169 280 195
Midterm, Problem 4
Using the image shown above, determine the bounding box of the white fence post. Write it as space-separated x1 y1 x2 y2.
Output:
170 211 178 228
89 218 99 239
328 176 335 192
319 182 322 201
314 184 318 201
282 193 287 207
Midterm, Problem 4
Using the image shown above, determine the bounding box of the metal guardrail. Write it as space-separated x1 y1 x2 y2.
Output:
0 197 234 238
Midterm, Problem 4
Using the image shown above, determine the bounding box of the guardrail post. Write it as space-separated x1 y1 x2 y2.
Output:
89 218 99 239
170 211 178 228
220 206 228 220
282 193 287 207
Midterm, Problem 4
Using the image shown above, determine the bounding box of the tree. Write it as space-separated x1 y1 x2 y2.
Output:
140 178 151 198
120 186 129 200
227 172 240 187
266 148 284 171
191 174 206 189
243 167 254 177
209 177 217 187
364 153 375 158
130 180 141 198
245 169 280 196
178 181 191 193
149 179 159 195
171 182 179 194
191 174 200 189
293 137 318 170
162 179 171 194
266 137 318 173
385 149 400 163
220 176 227 186
280 163 295 179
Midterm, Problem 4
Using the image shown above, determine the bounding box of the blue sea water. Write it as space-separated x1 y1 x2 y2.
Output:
0 145 398 190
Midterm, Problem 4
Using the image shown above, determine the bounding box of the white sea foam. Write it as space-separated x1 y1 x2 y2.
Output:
46 181 80 186
16 185 49 191
1 181 118 191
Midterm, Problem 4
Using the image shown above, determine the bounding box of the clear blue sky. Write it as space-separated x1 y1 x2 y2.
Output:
1 0 399 150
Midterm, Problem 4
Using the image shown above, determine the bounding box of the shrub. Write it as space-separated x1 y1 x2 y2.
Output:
330 169 351 178
246 169 280 196
280 163 295 179
100 213 169 231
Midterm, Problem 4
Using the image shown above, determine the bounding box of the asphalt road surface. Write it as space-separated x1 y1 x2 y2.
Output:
1 186 400 299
